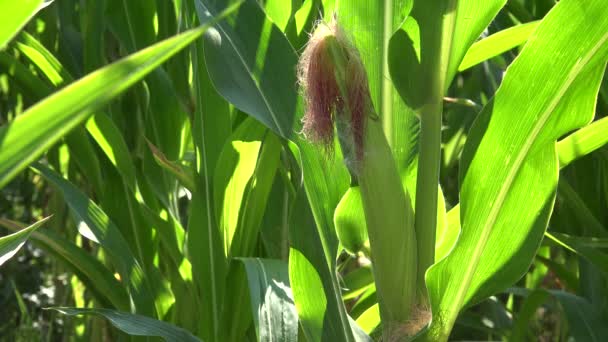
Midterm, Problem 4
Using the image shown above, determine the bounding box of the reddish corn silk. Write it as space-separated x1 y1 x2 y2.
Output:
301 37 339 147
298 20 371 162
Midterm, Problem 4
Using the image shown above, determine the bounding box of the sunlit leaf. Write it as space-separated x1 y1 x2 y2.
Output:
425 0 608 339
0 216 50 266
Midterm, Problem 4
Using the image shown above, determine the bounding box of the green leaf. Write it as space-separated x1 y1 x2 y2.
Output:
546 232 608 276
443 0 507 87
8 32 105 194
195 0 298 138
551 291 608 341
425 0 608 339
184 1 235 338
558 116 608 168
49 307 202 342
238 258 298 342
187 191 227 340
459 21 540 72
214 118 281 257
0 0 42 49
435 202 458 262
86 113 137 190
260 0 297 31
33 163 156 316
0 2 241 189
0 216 50 266
14 31 72 87
355 304 380 336
288 140 356 342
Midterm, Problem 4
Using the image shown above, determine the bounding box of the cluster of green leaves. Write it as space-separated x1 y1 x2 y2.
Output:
1 0 608 341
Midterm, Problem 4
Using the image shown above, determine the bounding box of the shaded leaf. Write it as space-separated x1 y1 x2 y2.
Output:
49 307 201 342
238 258 298 342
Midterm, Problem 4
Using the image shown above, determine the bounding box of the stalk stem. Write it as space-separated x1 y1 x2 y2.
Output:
414 100 442 296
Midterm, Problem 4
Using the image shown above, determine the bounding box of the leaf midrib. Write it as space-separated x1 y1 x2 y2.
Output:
202 2 290 137
447 30 608 326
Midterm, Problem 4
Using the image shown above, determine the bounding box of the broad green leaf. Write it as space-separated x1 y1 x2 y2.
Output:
0 0 42 49
33 164 156 316
425 0 608 339
195 0 298 138
0 218 130 311
212 119 282 341
231 131 281 257
350 316 374 342
214 118 281 258
355 304 380 336
558 116 608 169
238 258 298 342
288 141 356 342
50 307 202 342
8 33 105 194
0 216 50 266
442 115 608 258
293 0 318 48
214 120 261 256
187 192 227 340
459 21 540 72
288 246 327 342
443 1 507 88
259 0 297 31
0 4 241 189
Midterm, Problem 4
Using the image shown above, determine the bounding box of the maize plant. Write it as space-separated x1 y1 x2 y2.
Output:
1 0 608 341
